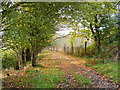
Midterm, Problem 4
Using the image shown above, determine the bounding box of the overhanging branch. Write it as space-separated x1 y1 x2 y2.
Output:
52 33 71 42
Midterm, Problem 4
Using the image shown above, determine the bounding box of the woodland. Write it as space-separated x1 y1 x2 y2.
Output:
1 2 120 88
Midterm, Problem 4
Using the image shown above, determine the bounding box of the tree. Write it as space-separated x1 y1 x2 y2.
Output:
2 2 63 68
59 2 117 53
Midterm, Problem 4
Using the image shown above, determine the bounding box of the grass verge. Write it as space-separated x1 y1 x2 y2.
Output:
92 62 118 83
3 68 66 88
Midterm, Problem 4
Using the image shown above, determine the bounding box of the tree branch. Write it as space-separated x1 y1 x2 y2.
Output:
52 33 71 42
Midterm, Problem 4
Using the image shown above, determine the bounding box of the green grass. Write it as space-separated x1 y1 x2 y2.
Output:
73 72 92 86
92 62 118 82
4 68 66 88
25 68 66 88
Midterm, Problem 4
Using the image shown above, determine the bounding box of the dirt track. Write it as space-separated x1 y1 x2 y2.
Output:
39 51 119 88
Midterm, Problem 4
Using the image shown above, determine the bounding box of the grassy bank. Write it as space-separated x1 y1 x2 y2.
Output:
92 62 118 83
84 56 118 83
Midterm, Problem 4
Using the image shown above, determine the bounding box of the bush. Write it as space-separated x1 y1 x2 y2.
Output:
85 57 105 67
2 49 17 69
86 44 97 56
73 44 97 57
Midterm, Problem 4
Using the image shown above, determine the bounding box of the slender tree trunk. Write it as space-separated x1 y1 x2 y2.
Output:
95 28 101 53
64 44 66 53
97 35 101 53
117 5 120 83
90 23 98 48
85 41 87 54
118 45 120 59
118 44 120 84
70 41 74 55
94 15 101 53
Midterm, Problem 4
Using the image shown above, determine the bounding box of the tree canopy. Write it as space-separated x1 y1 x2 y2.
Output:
1 2 119 69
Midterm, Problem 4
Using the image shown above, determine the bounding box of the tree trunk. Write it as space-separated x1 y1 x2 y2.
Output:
15 52 22 70
67 47 69 54
95 28 101 53
70 41 74 55
64 44 66 53
94 15 101 53
26 48 31 61
117 6 120 81
31 51 37 67
90 23 98 48
22 49 26 67
14 61 20 70
85 41 87 54
97 35 101 53
95 25 101 53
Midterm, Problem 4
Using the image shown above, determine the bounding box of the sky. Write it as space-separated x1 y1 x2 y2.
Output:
56 29 74 36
